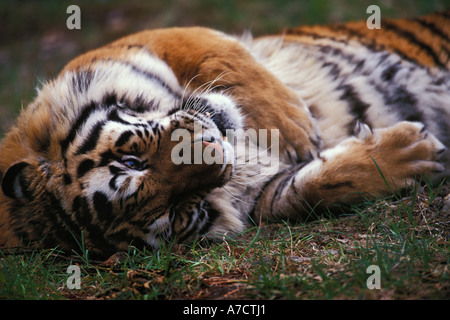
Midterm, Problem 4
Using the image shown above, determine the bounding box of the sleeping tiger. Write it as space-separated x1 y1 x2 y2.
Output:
0 10 449 258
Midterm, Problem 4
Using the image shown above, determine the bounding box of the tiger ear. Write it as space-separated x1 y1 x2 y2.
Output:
2 162 32 199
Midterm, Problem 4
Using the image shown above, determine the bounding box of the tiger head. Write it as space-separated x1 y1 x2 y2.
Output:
0 28 246 256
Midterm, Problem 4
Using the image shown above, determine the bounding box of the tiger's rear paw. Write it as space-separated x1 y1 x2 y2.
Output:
370 121 446 184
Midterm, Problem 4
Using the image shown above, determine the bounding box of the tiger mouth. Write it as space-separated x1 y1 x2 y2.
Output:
192 135 226 163
191 133 233 175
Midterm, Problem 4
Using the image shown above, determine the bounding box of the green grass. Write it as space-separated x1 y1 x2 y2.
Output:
1 182 448 300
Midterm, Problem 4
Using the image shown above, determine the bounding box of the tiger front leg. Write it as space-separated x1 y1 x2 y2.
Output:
252 121 446 222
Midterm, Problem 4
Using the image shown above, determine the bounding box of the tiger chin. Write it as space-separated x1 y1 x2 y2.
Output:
1 11 449 258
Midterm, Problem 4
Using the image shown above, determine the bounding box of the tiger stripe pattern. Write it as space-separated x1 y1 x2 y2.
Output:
0 10 449 257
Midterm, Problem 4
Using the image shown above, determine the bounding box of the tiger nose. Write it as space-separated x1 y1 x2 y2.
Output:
202 137 224 161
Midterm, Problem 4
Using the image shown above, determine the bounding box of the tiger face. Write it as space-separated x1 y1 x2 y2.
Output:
0 46 243 256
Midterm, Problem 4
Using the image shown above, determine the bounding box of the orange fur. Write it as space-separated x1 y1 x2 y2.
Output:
285 11 450 68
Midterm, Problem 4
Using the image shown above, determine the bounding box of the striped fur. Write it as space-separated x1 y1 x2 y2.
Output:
0 11 449 257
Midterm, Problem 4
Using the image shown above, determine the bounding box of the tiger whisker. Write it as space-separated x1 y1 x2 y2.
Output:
221 185 254 205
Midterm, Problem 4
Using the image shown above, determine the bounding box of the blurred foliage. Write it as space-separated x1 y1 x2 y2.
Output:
0 0 448 136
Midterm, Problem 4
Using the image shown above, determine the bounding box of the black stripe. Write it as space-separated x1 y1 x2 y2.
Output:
49 192 112 256
333 23 369 40
109 176 119 191
248 175 280 222
333 24 424 66
109 43 145 50
177 204 207 243
322 61 341 79
269 172 294 215
106 227 147 249
103 92 118 107
63 174 72 185
177 217 198 243
133 95 158 113
40 193 83 251
72 195 92 225
104 228 132 244
384 85 422 122
381 61 401 81
108 165 123 175
169 201 199 238
153 125 162 152
11 197 66 247
284 27 350 45
147 120 158 134
322 181 353 190
61 101 99 157
116 59 181 99
76 121 105 155
384 85 417 106
93 191 113 222
319 45 365 70
141 204 170 226
413 17 449 42
314 55 371 128
413 17 450 66
337 83 371 128
99 150 120 166
438 10 450 19
77 159 95 178
144 128 150 138
115 130 134 147
73 70 94 93
199 203 221 236
108 165 125 190
382 20 444 68
107 108 132 125
287 28 380 69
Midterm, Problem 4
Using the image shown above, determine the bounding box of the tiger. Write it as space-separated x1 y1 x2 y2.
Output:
0 10 449 258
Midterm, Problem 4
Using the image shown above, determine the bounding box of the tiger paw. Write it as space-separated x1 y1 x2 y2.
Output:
307 121 447 202
348 121 446 190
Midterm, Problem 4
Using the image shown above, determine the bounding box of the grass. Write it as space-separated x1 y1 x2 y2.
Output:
1 181 448 300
